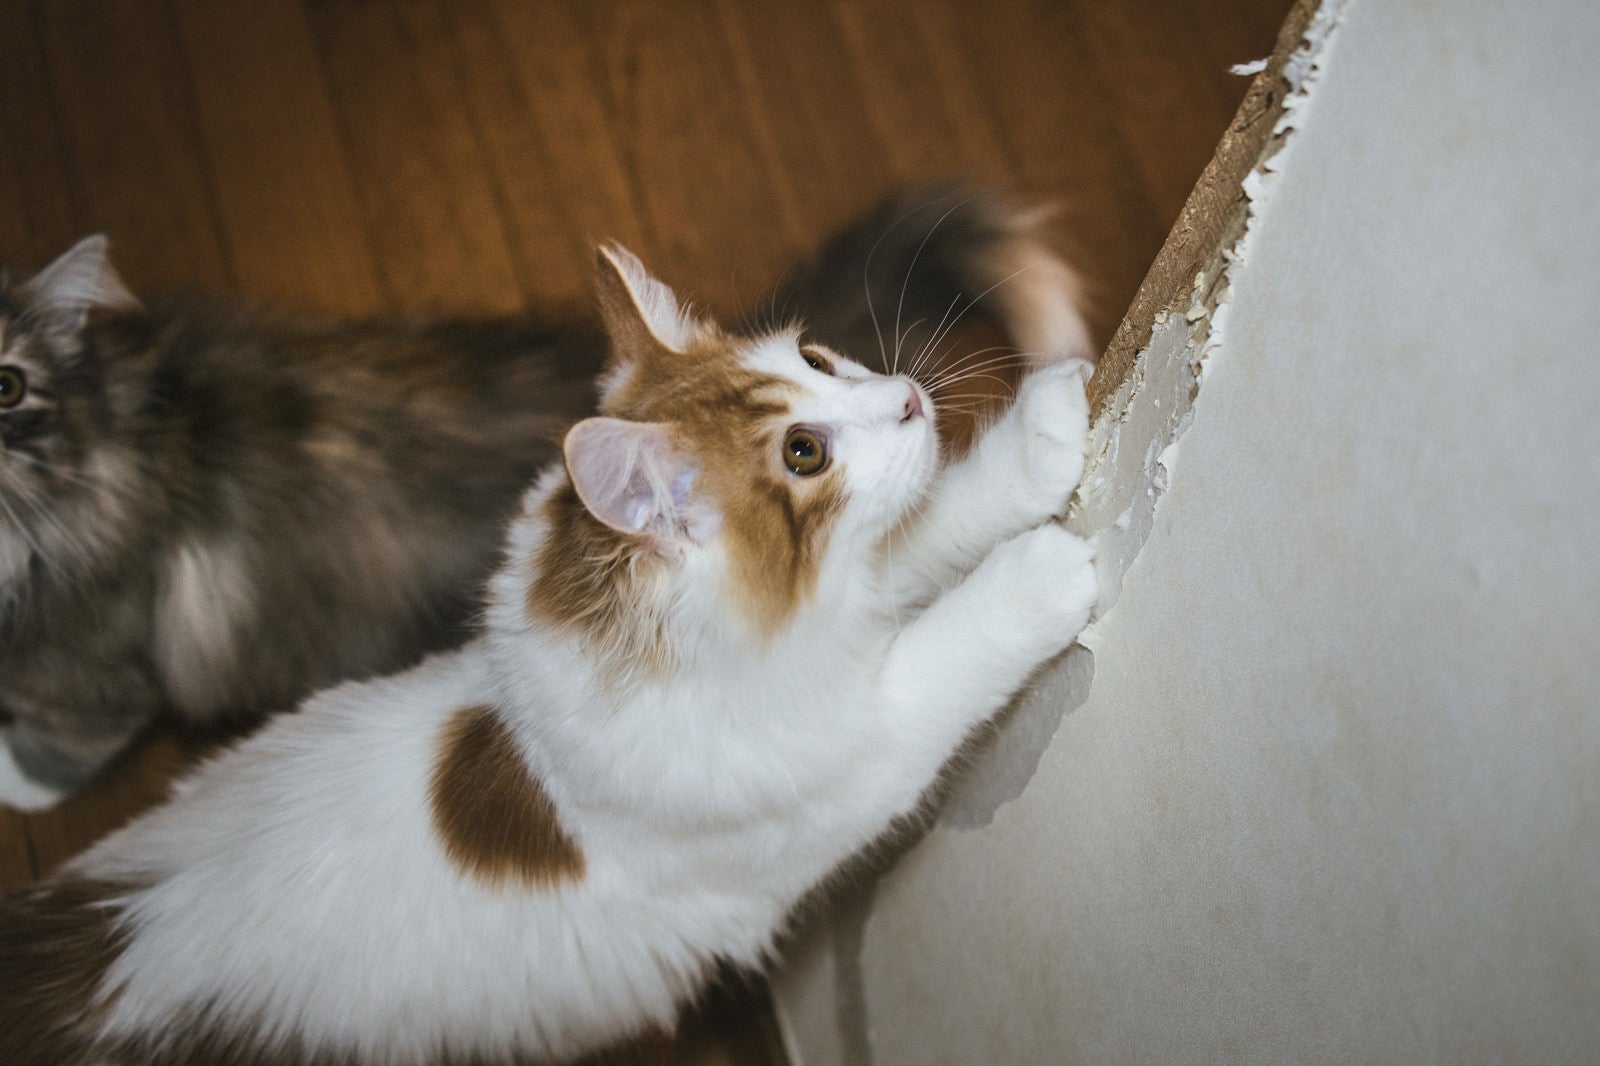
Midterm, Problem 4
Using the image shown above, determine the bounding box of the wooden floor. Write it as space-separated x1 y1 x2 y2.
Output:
0 1 1288 1062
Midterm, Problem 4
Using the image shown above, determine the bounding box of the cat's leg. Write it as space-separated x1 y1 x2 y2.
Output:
870 522 1096 813
0 675 162 811
890 358 1091 604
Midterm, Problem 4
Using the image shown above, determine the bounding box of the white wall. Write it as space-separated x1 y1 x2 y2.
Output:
774 1 1600 1062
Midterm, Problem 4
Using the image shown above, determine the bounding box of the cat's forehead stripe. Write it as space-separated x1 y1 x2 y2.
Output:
609 343 798 424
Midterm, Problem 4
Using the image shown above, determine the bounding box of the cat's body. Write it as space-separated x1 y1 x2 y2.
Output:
0 235 1097 1065
0 188 1063 809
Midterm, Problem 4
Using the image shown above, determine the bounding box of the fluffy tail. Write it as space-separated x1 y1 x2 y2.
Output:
770 185 1097 375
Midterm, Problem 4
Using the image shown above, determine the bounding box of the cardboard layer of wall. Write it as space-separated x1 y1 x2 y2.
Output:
772 0 1600 1062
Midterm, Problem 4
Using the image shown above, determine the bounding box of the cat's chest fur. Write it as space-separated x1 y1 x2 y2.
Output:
509 620 896 833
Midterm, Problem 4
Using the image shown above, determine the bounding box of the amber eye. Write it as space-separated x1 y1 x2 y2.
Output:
801 348 835 376
783 426 829 476
0 366 26 409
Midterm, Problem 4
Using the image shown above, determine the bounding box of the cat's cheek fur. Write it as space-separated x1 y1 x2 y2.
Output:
815 412 938 542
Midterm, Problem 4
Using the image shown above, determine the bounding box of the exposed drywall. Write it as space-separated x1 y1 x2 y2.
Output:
938 0 1334 830
774 0 1600 1061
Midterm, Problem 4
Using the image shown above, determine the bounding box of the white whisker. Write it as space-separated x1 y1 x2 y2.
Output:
921 352 1032 395
891 195 975 377
907 257 1045 385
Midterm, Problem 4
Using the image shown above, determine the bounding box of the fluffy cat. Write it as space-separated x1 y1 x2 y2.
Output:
0 188 1061 809
0 237 1097 1064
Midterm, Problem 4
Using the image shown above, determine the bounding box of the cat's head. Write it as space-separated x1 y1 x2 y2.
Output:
0 237 140 572
522 245 936 667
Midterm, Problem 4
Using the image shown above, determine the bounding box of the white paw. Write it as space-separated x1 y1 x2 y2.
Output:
987 523 1098 646
0 729 71 811
1015 359 1091 517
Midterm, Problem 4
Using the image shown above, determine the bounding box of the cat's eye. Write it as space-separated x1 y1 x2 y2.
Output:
0 366 25 409
783 427 829 477
801 348 835 376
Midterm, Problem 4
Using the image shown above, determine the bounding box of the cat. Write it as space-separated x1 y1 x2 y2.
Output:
0 187 1068 810
0 236 1098 1064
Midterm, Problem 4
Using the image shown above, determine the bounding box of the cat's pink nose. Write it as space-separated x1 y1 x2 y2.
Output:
902 383 925 422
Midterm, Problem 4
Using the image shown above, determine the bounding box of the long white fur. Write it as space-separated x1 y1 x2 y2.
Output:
61 251 1098 1064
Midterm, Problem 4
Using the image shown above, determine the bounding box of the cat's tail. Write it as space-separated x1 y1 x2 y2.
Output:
769 185 1098 375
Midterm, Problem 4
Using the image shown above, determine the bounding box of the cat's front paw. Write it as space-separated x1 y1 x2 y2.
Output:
986 523 1097 647
1015 359 1091 519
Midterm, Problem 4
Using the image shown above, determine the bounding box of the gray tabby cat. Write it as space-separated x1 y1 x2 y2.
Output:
0 188 1071 810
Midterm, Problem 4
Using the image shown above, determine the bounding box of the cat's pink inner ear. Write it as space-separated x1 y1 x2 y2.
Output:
594 244 700 359
26 234 141 321
564 417 708 541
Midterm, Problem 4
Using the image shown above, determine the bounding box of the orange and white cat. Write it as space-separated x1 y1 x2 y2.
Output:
1 239 1096 1065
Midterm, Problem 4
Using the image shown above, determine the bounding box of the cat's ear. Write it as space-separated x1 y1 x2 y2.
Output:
564 417 720 545
594 243 703 362
24 234 141 331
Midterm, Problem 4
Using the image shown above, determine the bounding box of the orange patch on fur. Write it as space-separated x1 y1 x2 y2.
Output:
429 705 585 888
708 459 843 635
527 483 675 677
